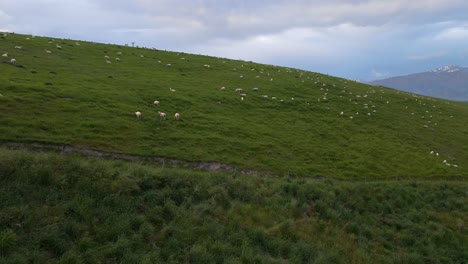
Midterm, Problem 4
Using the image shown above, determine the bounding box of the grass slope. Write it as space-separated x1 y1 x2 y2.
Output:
0 148 466 263
1 32 467 178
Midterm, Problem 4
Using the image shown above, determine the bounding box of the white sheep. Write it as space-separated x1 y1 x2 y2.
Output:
340 112 344 116
135 111 141 119
45 50 52 54
158 111 166 120
220 86 226 91
174 113 180 120
2 53 7 57
153 100 160 106
10 58 16 65
240 93 247 97
14 46 22 49
169 88 176 92
235 88 243 93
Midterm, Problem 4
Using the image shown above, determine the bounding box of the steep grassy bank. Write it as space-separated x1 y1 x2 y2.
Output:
0 148 466 263
1 33 467 178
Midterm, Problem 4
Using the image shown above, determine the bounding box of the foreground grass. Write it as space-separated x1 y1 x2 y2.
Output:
0 148 466 263
1 33 467 178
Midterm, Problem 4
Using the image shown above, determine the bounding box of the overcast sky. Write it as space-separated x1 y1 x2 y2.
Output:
1 0 467 81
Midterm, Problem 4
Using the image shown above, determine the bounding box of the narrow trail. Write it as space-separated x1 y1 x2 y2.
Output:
1 141 465 182
1 141 262 175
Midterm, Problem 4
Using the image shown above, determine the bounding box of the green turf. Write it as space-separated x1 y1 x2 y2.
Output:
1 32 467 178
0 148 466 263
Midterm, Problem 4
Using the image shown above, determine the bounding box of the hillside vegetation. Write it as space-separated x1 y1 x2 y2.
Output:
0 148 466 263
1 33 467 178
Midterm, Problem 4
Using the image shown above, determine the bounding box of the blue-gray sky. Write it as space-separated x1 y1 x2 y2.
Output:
1 0 467 81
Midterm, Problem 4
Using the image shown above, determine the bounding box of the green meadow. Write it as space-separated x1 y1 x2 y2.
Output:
1 33 466 178
0 33 467 262
0 148 466 263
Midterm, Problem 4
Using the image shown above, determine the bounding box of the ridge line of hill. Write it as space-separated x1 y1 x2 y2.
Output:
2 141 465 182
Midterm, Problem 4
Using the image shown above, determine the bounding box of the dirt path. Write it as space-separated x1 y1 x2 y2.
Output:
1 141 263 175
2 141 465 181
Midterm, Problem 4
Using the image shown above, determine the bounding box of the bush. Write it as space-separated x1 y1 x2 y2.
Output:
0 229 18 255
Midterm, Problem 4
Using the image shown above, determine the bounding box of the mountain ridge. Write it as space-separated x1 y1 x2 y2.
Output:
370 65 468 101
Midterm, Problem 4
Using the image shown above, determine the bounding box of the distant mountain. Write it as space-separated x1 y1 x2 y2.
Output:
370 65 468 101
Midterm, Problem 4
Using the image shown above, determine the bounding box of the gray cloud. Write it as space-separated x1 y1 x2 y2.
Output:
407 51 448 61
1 0 467 80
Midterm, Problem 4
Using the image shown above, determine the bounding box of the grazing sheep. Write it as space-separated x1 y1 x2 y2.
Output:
153 100 160 106
220 86 226 91
135 111 141 119
174 113 180 120
104 55 110 59
10 58 16 65
340 112 344 116
115 58 120 61
240 93 247 97
235 88 243 93
45 50 52 54
2 53 7 57
158 111 166 120
14 46 22 49
169 88 176 92
430 151 434 155
252 87 259 91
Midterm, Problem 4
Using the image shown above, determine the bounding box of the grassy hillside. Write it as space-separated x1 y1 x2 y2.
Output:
1 32 467 178
0 148 466 263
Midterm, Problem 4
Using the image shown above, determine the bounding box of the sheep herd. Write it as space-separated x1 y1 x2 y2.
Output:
135 101 180 122
1 32 462 169
133 95 179 122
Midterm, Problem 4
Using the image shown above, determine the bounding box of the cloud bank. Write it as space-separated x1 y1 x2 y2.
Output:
1 0 467 80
